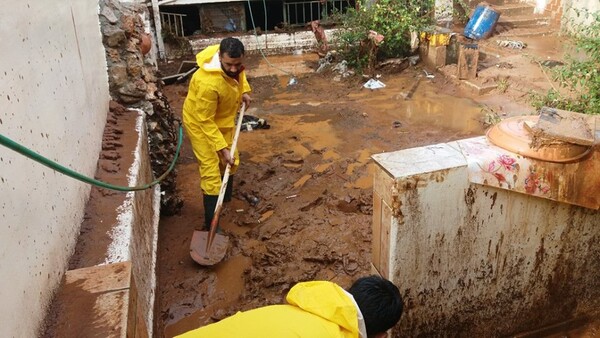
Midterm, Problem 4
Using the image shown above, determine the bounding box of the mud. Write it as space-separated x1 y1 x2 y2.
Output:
69 102 137 269
155 54 488 337
155 36 597 337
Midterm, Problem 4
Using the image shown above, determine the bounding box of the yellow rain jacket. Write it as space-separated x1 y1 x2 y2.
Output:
182 44 251 195
175 281 367 338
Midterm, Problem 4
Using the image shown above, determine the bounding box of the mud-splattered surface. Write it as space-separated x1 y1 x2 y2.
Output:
155 41 598 337
155 54 490 337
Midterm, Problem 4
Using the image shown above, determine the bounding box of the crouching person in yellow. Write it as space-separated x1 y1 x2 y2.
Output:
183 37 252 231
175 275 404 338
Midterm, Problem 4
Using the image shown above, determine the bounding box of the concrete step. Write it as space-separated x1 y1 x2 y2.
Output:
476 28 557 59
498 14 552 29
494 3 535 17
467 0 522 7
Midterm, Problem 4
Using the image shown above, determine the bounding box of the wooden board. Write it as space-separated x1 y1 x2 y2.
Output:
458 43 479 80
533 107 596 146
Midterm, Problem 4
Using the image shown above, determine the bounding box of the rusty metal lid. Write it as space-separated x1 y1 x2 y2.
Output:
486 115 592 163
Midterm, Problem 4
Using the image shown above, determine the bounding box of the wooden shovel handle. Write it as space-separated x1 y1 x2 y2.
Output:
206 103 246 251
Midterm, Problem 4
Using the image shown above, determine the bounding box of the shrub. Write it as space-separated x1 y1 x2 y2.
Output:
333 0 434 72
531 10 600 115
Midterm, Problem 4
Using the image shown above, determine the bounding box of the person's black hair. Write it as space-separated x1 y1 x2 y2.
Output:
349 275 403 336
219 37 245 58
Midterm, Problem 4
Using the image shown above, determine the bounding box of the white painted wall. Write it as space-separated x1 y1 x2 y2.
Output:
534 0 548 14
188 29 333 56
562 0 600 31
0 2 108 337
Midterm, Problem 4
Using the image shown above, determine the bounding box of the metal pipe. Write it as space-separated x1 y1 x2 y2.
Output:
150 0 166 59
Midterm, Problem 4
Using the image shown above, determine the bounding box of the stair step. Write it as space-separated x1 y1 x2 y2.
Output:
495 26 557 38
468 0 523 7
498 15 551 28
494 3 535 16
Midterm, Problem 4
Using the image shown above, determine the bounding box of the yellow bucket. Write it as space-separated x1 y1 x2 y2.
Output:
420 30 452 47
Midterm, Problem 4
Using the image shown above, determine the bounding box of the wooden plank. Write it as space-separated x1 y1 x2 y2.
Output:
458 43 479 80
380 200 393 279
533 107 596 146
372 192 382 273
64 261 131 293
373 164 395 207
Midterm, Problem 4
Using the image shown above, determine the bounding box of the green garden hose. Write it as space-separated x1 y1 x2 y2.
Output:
0 124 183 192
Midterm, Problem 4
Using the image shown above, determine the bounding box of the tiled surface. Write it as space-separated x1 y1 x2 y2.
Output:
372 142 467 179
458 136 599 209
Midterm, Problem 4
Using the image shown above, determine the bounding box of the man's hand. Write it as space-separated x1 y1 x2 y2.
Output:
218 148 235 166
242 93 252 109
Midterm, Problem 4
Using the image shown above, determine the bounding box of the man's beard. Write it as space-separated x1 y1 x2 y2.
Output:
221 64 241 78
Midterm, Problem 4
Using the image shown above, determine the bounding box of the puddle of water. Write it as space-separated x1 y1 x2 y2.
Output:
314 162 333 173
350 175 372 189
293 174 312 189
348 79 483 134
322 149 340 161
164 255 251 337
345 162 376 190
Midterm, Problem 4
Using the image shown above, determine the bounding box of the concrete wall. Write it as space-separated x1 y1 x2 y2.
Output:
0 2 108 337
44 111 160 338
562 0 600 32
128 112 161 337
188 29 333 55
372 141 600 337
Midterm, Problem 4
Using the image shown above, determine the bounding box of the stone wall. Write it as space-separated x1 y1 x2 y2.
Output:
99 0 182 215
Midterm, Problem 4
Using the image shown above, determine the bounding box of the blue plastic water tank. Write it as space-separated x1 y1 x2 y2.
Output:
464 4 501 40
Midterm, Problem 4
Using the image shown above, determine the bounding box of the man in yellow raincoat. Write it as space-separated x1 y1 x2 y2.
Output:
183 37 252 230
175 275 404 338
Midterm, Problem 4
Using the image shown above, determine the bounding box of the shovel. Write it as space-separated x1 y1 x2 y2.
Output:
190 103 246 266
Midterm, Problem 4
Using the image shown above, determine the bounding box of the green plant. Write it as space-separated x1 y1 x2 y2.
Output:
496 77 510 93
530 9 600 115
333 0 434 72
480 104 502 127
452 0 470 25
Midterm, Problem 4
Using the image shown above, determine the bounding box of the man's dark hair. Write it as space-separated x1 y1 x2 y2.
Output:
219 37 245 58
349 275 403 337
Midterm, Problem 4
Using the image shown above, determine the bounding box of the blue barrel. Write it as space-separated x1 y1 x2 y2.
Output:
464 4 501 40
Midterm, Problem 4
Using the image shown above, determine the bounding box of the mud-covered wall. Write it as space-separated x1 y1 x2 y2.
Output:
0 2 108 337
129 111 161 337
372 142 600 337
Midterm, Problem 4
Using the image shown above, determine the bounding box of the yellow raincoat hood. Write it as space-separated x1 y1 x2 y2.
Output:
175 281 363 338
182 44 251 152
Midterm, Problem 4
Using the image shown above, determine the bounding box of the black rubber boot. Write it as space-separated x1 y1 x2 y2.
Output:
224 175 234 203
203 194 219 231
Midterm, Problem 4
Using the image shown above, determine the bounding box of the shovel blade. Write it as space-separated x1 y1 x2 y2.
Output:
190 230 229 266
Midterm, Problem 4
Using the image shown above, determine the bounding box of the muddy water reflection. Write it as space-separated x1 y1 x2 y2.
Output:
348 79 483 134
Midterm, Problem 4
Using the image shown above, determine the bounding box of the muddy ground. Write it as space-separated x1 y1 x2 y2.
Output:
154 36 598 337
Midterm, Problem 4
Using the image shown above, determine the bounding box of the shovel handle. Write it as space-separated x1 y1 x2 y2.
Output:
206 103 247 252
